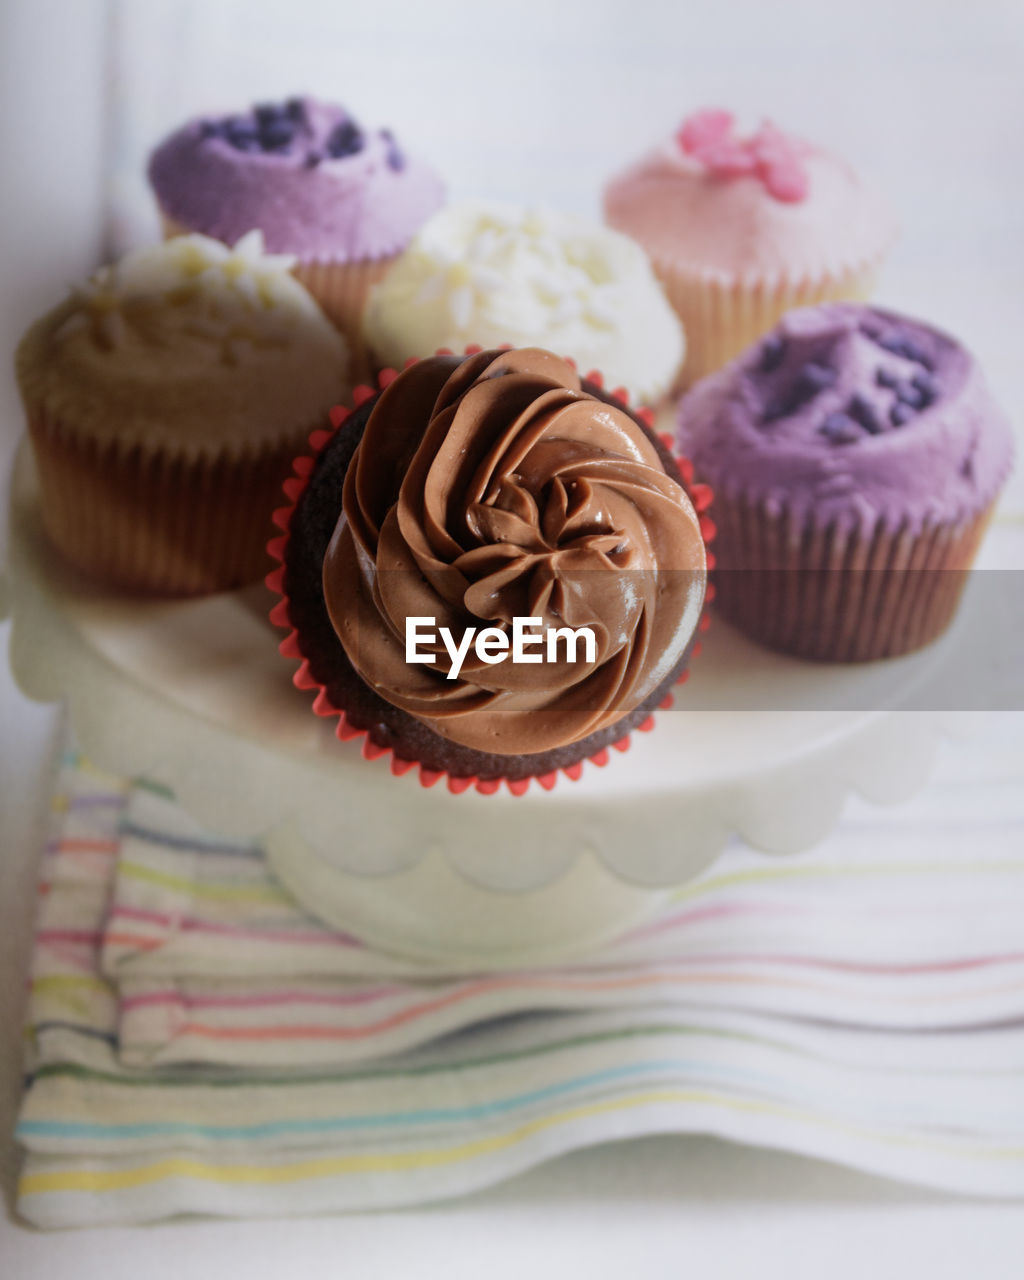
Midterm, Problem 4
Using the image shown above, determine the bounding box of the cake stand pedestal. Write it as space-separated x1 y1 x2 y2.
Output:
4 444 969 968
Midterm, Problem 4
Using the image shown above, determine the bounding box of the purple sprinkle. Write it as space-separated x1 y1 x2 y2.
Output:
895 381 927 409
260 118 296 150
872 330 934 369
847 392 883 434
763 360 835 420
327 120 364 159
801 361 836 391
819 412 862 444
901 339 934 369
758 334 787 373
875 366 899 389
255 102 284 127
911 370 939 405
305 149 323 168
890 401 915 427
225 118 260 150
285 97 307 122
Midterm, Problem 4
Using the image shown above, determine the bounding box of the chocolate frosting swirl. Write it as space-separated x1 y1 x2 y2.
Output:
322 348 705 755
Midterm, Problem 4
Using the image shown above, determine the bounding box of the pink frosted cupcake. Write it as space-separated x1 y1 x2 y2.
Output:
604 109 897 388
148 97 444 372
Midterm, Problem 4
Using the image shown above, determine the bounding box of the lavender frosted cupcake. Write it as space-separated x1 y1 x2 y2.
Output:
677 303 1014 661
148 97 445 369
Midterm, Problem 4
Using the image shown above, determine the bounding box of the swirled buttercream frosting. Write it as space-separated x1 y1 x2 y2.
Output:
321 348 705 755
15 231 350 452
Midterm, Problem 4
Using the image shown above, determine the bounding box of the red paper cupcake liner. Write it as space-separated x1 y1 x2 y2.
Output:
266 348 715 796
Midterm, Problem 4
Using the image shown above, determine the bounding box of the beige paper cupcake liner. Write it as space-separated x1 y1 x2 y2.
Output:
657 260 881 391
710 496 992 662
291 257 395 383
27 410 312 596
160 212 392 385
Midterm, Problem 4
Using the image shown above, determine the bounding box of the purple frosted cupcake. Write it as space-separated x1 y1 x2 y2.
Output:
148 97 445 369
677 303 1014 661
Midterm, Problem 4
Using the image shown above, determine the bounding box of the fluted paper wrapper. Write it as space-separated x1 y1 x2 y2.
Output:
291 257 394 382
711 496 992 662
27 410 312 596
658 260 881 391
160 212 391 384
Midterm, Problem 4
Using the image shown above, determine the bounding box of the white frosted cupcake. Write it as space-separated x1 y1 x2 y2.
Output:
15 231 350 595
362 203 684 405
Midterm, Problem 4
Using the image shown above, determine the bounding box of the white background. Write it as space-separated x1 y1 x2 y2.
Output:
2 0 1024 1274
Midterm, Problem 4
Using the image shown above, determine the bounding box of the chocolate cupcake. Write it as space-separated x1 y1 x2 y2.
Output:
270 347 709 794
677 303 1014 661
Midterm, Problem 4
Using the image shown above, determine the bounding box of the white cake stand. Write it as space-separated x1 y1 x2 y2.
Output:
4 444 967 968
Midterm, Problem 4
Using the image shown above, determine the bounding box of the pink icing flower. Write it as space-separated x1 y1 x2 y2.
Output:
676 110 809 203
698 138 758 177
749 121 809 202
677 109 734 154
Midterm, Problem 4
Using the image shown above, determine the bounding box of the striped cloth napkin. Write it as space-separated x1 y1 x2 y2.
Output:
16 720 1024 1228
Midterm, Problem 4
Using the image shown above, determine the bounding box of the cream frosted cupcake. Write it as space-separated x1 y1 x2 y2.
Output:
362 202 684 406
15 231 350 596
604 109 897 388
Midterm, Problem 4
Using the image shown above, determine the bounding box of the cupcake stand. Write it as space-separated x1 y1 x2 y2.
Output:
4 442 968 970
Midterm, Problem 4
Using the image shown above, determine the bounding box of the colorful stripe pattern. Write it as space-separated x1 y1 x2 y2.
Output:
16 722 1024 1227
